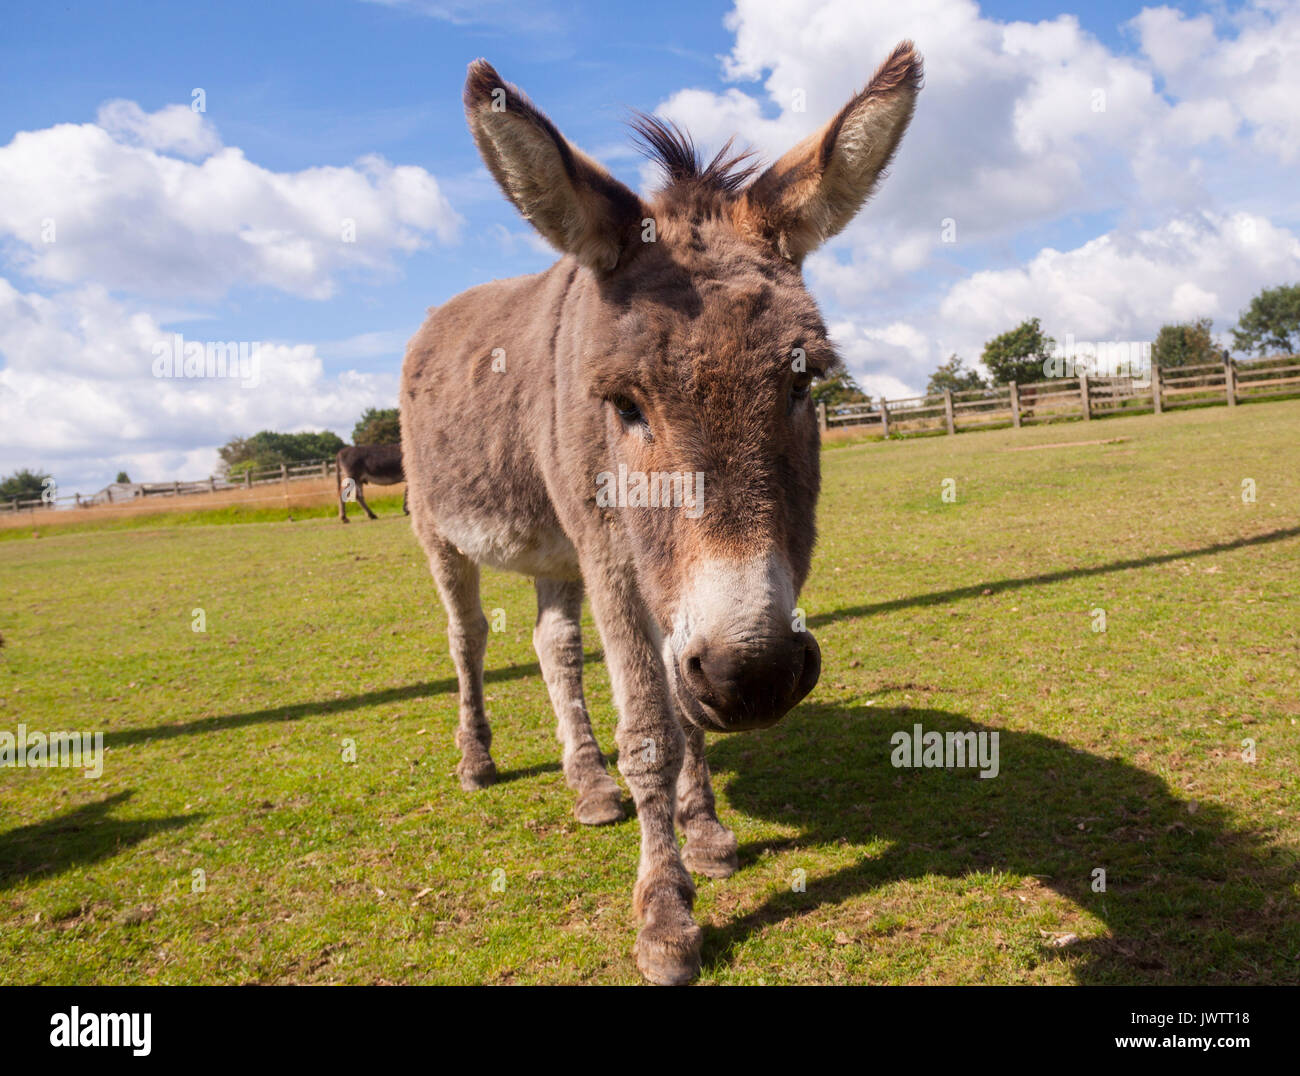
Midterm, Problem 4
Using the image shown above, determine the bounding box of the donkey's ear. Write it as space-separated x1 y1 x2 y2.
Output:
740 42 923 264
464 60 645 274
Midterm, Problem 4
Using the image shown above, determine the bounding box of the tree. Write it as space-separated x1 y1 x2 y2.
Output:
1231 283 1300 356
352 407 401 445
1152 317 1218 368
0 468 51 502
981 318 1057 384
926 354 986 396
116 470 131 484
812 368 870 407
217 430 346 476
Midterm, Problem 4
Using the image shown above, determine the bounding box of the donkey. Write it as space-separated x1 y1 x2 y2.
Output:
336 443 407 522
401 42 922 984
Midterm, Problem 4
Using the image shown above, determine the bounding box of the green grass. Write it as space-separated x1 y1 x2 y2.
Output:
1 402 1298 984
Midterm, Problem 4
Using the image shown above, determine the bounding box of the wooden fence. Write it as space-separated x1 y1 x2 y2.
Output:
817 354 1300 437
3 458 340 514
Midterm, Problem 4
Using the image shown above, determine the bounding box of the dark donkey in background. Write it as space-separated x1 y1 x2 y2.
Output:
401 43 922 984
336 443 407 522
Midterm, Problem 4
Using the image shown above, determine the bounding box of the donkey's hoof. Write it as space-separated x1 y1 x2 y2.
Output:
682 830 739 879
457 758 497 791
574 786 624 826
634 921 703 986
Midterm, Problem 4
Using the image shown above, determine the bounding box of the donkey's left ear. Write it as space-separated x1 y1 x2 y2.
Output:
740 41 923 264
464 60 646 274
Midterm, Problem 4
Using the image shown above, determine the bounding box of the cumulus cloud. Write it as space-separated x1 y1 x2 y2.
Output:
95 99 222 158
938 211 1300 358
826 212 1300 394
0 103 461 299
0 278 399 492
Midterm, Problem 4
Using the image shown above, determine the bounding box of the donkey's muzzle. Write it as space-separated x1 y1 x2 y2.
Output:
679 630 821 732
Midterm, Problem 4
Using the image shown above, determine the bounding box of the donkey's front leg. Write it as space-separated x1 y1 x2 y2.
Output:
533 577 623 825
676 723 739 879
587 574 701 985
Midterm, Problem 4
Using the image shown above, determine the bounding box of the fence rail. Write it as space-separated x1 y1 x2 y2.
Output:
817 354 1299 438
3 458 342 514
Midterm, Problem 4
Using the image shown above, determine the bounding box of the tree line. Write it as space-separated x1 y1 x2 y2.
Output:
215 407 400 476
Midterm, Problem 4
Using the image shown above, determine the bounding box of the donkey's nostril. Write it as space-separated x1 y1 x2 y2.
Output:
680 643 717 706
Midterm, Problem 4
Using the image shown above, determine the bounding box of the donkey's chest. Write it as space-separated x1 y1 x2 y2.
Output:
439 512 580 581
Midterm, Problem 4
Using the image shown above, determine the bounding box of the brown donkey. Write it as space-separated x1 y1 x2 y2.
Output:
401 43 922 984
336 443 407 522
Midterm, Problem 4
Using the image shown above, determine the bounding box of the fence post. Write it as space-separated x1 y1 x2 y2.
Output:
320 459 329 477
173 480 180 496
879 397 890 438
1224 356 1237 407
1009 382 1021 428
243 471 251 489
1151 364 1163 414
208 476 216 492
280 463 288 484
1079 372 1091 420
943 389 955 435
817 402 827 432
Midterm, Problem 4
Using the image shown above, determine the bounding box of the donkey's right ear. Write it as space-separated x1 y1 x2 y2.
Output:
465 60 645 275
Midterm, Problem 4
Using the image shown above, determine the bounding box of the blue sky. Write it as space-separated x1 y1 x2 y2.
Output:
2 0 1298 492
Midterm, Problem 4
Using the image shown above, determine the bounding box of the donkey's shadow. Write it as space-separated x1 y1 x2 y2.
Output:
706 702 1300 983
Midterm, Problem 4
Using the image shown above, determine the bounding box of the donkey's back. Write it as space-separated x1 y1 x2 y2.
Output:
401 262 586 579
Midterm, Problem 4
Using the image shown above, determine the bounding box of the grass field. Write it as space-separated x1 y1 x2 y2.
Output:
0 476 407 540
1 401 1298 984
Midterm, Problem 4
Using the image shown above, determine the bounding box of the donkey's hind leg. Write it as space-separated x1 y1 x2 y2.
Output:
355 482 379 520
425 536 496 790
534 577 624 825
337 468 350 522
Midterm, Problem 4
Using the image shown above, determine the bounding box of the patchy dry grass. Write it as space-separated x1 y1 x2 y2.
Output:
0 477 406 540
1 401 1297 984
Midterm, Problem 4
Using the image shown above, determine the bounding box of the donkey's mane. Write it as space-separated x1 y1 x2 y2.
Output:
630 113 761 198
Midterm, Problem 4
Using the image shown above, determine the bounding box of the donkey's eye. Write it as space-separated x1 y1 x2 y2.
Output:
610 395 645 426
790 373 813 403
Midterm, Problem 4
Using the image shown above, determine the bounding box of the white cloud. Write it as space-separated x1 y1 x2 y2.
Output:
95 100 221 158
824 211 1300 394
938 212 1300 356
0 279 399 492
0 103 461 300
1132 2 1300 162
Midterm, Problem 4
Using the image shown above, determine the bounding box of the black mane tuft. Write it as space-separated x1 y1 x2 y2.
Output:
629 113 760 196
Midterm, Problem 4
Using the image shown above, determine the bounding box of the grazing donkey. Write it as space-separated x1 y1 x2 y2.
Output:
401 42 922 984
336 443 407 522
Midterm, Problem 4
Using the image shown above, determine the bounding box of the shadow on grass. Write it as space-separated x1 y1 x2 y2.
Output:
808 524 1300 629
101 651 604 750
707 702 1300 984
0 791 201 891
